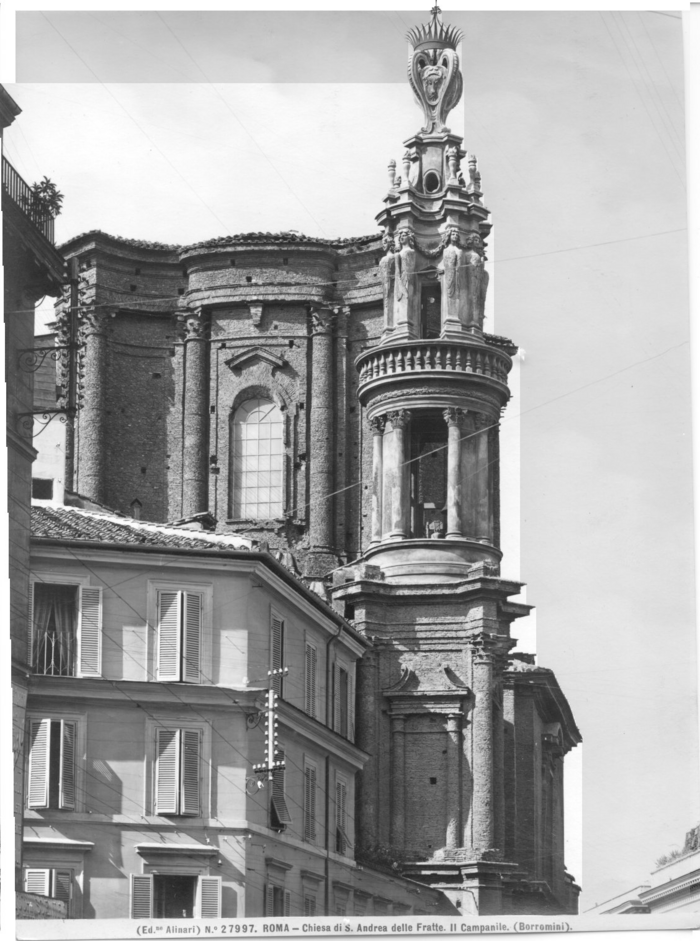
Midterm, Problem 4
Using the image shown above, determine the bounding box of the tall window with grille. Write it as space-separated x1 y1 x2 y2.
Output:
154 728 201 816
29 582 102 678
231 397 284 520
26 718 77 810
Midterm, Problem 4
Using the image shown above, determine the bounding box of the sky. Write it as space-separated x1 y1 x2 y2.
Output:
2 5 696 916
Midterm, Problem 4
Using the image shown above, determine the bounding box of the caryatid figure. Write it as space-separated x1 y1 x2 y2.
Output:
464 234 489 330
439 227 468 333
379 232 396 335
393 228 419 338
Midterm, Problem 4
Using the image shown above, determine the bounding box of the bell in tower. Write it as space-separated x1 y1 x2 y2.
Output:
332 6 581 917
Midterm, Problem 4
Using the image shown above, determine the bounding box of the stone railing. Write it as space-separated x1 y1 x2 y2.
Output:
356 339 511 388
16 892 68 920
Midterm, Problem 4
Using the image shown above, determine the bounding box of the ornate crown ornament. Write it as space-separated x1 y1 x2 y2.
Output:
407 5 464 134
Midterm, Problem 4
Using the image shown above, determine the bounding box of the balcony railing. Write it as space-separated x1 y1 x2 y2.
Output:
2 156 55 243
356 339 511 388
33 629 75 676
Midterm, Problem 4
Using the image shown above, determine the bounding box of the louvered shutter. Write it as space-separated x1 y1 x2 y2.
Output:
304 896 316 916
131 874 153 918
265 885 274 916
333 663 341 733
78 586 102 677
27 581 35 668
155 729 179 814
304 765 316 842
182 593 202 683
348 669 355 740
27 718 50 809
53 870 72 911
180 729 200 816
59 720 76 810
305 644 317 718
271 748 292 825
283 890 291 916
157 591 182 681
270 614 284 695
198 876 221 917
25 869 50 896
336 778 347 854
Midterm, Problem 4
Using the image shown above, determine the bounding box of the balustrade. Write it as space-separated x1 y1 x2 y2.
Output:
357 340 510 389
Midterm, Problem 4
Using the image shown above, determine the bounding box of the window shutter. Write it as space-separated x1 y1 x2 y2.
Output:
336 778 348 854
348 669 355 740
271 614 284 695
333 663 341 733
27 581 35 668
180 729 200 816
283 890 291 916
78 586 102 677
198 876 221 918
305 644 317 718
131 874 153 918
59 720 76 810
52 870 72 909
157 591 182 681
271 748 292 826
304 896 316 916
155 729 180 814
304 765 316 842
27 718 50 809
25 869 50 896
265 885 274 916
182 592 202 683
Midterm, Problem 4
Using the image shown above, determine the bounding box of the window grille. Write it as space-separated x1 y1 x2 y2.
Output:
232 397 284 520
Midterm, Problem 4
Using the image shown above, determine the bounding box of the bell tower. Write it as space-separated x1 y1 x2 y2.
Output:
332 6 580 916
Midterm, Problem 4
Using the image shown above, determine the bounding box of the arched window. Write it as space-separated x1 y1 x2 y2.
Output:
231 397 284 520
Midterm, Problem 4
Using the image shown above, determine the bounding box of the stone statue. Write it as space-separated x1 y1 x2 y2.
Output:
378 232 396 334
464 234 489 330
394 228 416 304
439 228 467 331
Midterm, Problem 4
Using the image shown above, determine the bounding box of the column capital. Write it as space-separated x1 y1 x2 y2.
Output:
310 305 337 334
387 409 411 430
470 412 492 431
470 631 499 663
369 415 386 436
183 308 208 341
443 406 468 430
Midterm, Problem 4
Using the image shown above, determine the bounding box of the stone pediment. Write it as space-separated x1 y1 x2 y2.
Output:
225 347 287 374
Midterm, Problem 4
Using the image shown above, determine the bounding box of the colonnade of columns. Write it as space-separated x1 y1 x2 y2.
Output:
369 406 496 545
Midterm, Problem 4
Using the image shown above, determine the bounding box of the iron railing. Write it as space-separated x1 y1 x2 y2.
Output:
2 156 55 243
33 629 75 676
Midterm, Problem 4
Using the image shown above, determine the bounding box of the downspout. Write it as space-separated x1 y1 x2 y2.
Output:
325 621 343 915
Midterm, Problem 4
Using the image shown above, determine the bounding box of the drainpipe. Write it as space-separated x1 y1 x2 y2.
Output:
325 622 343 914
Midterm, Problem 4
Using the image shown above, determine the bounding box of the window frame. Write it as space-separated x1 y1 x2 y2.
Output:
145 718 210 818
25 711 86 814
147 580 212 684
304 637 318 719
28 574 100 678
270 746 292 831
332 658 355 740
270 608 285 697
303 758 317 844
130 873 222 919
335 772 350 856
23 867 75 917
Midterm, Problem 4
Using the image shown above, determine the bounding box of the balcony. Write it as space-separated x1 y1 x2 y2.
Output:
2 156 55 243
355 338 513 407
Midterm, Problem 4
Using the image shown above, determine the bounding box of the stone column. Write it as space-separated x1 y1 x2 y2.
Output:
390 714 406 851
182 309 210 518
77 310 109 505
474 414 492 543
386 410 411 540
493 692 505 854
445 713 461 849
469 637 495 855
444 407 466 539
309 307 335 553
370 416 385 545
460 411 478 539
490 420 501 548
